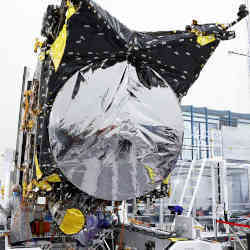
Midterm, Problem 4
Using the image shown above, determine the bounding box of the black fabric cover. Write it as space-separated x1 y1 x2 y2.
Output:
47 0 234 100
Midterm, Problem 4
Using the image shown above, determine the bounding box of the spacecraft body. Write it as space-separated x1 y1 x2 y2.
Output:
38 0 238 202
14 0 248 239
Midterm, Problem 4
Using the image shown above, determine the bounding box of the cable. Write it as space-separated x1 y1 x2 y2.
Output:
228 50 250 57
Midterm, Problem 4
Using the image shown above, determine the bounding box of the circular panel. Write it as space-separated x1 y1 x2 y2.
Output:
49 62 184 201
59 208 85 235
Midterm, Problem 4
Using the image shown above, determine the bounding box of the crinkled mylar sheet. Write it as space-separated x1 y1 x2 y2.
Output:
49 62 184 201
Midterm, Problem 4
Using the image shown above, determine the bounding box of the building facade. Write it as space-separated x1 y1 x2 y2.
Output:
180 105 250 160
167 106 250 215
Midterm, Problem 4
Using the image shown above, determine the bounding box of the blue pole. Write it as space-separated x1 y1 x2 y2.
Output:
198 122 201 159
205 108 209 158
228 111 232 126
191 106 194 160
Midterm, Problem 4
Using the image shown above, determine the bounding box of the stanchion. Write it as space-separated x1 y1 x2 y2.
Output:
247 233 250 250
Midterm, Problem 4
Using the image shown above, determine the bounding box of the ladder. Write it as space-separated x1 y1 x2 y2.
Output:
179 159 207 217
168 161 186 205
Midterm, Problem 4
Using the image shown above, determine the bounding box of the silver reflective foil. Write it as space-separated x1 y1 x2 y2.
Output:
49 62 184 201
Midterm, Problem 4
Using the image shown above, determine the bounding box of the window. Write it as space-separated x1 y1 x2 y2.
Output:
227 167 250 211
219 116 238 128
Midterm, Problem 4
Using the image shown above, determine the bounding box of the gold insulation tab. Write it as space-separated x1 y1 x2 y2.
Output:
197 34 216 46
50 1 76 71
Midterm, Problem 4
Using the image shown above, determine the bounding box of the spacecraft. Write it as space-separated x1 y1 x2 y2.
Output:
15 0 248 239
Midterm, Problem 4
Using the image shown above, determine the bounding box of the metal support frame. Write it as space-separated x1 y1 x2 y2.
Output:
229 226 247 250
211 161 217 237
93 229 115 250
191 106 194 160
179 159 208 217
205 108 209 158
187 159 207 217
228 111 232 126
169 161 186 205
176 158 226 221
220 160 229 234
159 198 164 230
14 67 30 186
15 67 28 164
198 121 202 159
179 160 196 207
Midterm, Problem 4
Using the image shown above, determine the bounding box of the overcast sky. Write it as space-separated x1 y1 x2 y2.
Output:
0 0 249 153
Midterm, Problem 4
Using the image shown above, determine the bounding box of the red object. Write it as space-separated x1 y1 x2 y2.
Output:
196 210 205 216
216 220 250 229
35 221 40 235
43 222 51 233
31 221 36 234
